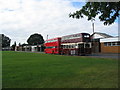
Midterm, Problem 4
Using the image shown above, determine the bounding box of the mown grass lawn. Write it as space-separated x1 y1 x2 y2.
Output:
2 51 118 88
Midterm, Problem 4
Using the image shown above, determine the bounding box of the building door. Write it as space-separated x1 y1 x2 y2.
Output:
92 39 100 53
78 44 84 55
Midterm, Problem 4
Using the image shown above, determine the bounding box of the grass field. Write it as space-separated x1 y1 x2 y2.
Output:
2 51 118 88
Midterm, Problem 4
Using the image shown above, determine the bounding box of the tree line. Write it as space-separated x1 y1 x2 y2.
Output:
1 33 44 51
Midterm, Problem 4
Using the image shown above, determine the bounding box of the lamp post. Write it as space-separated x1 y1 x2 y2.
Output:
92 21 94 34
91 19 95 34
91 18 95 53
47 35 48 40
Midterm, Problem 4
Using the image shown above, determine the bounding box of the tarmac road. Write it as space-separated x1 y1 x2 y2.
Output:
87 53 119 60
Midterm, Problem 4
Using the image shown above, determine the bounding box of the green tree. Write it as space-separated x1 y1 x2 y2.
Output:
69 2 120 25
11 41 16 51
27 33 44 45
1 34 11 48
18 43 21 46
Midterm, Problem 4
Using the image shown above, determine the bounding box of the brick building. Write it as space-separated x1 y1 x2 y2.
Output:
100 37 120 53
91 32 119 53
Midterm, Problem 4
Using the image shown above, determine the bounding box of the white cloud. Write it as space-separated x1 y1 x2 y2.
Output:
0 0 21 10
0 0 118 45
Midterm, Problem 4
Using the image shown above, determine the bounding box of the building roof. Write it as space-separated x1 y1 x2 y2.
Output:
91 32 113 39
100 37 119 42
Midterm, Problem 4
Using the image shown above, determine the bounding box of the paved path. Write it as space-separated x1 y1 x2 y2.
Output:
87 53 119 60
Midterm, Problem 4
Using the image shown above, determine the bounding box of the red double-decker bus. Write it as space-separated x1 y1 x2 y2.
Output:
44 37 61 54
44 33 92 55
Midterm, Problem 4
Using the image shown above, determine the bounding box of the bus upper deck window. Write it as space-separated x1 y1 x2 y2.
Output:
84 35 89 38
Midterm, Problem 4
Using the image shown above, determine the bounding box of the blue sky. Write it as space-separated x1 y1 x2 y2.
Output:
0 0 118 45
72 2 85 8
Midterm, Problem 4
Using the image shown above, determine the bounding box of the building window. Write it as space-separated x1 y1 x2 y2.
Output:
104 42 107 46
104 42 120 46
107 42 111 46
116 42 120 46
111 42 115 46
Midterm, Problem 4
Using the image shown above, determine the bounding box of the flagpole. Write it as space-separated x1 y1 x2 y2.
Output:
47 35 48 40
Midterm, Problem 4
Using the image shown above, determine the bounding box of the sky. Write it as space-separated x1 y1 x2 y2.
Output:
0 0 119 45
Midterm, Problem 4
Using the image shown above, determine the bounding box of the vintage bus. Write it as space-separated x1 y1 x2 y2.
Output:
44 37 61 54
44 33 92 55
61 33 92 55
